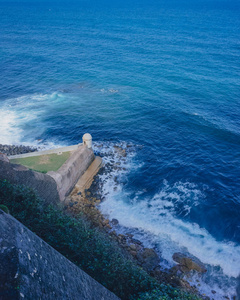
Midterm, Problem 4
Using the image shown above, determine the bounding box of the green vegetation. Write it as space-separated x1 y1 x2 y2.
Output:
10 152 71 173
0 204 9 213
0 179 202 300
135 287 202 300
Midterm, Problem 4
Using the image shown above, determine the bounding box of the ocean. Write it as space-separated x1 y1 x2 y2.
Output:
0 0 240 298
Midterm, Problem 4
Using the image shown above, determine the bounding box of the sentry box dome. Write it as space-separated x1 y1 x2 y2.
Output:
82 133 92 149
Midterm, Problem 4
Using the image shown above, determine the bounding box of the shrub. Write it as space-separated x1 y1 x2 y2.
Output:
134 286 202 300
0 179 201 300
0 204 9 213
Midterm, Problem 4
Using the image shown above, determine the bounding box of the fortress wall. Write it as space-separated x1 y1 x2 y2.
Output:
0 209 119 300
0 159 60 204
0 145 95 203
47 145 95 201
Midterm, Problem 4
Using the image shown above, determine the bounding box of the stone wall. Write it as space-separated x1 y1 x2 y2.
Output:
0 145 95 203
0 159 60 204
48 146 95 201
0 209 119 300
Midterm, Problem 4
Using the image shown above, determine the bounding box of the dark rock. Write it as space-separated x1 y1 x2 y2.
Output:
131 238 142 245
105 224 112 230
111 219 119 225
110 230 117 237
130 250 137 257
137 248 160 272
152 266 162 276
0 144 37 156
125 233 133 238
0 153 9 163
102 219 109 226
172 253 207 274
118 234 126 241
129 244 137 251
211 290 216 294
113 146 127 157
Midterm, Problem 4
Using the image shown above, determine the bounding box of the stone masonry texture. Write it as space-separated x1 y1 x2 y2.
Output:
0 210 120 300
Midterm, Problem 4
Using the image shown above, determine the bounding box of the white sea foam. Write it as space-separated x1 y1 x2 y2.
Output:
100 88 119 93
100 189 240 278
0 109 23 145
0 92 66 149
95 144 239 299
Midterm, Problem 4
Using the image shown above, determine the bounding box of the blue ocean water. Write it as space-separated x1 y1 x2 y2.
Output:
0 0 240 298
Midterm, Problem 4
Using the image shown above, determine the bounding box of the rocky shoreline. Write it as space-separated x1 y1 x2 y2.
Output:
65 144 210 300
1 142 230 299
0 144 37 156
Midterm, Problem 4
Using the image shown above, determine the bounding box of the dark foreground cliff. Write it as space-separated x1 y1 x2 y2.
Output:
0 209 119 300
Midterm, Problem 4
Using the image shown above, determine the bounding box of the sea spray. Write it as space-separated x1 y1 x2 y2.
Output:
0 93 70 149
94 142 239 300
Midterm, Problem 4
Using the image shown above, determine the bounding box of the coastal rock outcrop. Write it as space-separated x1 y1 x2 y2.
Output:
66 143 207 298
172 252 207 274
0 144 37 156
111 218 119 225
136 248 160 272
113 146 127 157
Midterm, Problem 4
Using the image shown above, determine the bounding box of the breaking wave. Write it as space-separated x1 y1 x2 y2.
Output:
0 92 67 149
95 143 239 299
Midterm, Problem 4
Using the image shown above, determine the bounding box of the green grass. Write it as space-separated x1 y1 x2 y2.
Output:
10 152 71 173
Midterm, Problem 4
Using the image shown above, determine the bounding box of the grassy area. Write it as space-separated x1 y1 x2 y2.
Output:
10 151 71 173
0 180 202 300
